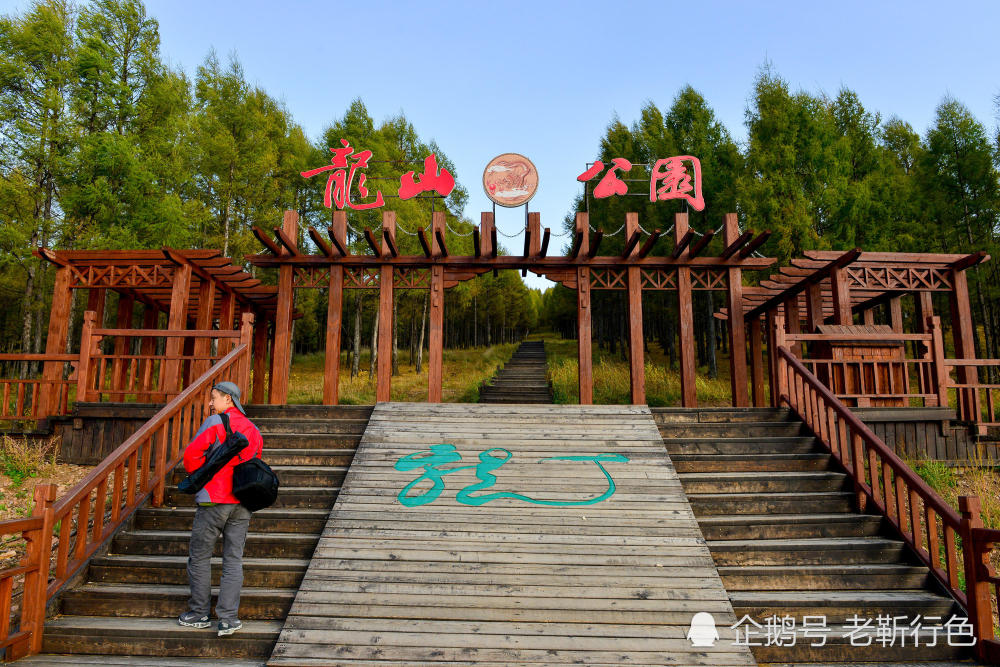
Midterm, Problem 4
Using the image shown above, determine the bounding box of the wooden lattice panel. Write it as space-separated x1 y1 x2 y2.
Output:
344 267 381 289
846 266 952 291
68 264 175 289
640 268 677 290
394 268 432 289
589 268 627 290
292 266 331 288
691 268 728 291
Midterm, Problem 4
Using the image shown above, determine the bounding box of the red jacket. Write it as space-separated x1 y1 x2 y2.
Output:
182 407 263 504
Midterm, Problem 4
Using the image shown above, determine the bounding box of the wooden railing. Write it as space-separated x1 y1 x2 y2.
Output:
0 355 75 421
0 315 252 661
775 334 997 662
945 358 1000 434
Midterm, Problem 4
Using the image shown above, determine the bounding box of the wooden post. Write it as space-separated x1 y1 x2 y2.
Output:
930 316 948 409
915 292 935 395
959 495 994 658
161 262 192 396
724 213 749 406
889 297 903 333
480 212 494 258
675 213 697 407
270 210 298 405
267 324 277 403
138 304 158 402
830 266 853 325
112 293 135 395
575 212 593 404
765 311 778 407
252 314 268 404
750 316 765 407
950 269 979 424
324 211 347 405
86 289 106 328
862 308 875 326
377 211 396 402
217 290 236 357
784 296 802 358
238 312 254 392
15 483 57 659
191 279 216 380
773 314 788 403
76 311 99 404
528 212 541 256
38 266 73 419
805 283 824 332
625 212 645 404
428 211 446 402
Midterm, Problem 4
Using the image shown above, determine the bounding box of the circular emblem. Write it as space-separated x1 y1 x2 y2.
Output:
482 153 538 207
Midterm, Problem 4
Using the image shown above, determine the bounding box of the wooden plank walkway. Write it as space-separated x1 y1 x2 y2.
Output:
268 403 755 666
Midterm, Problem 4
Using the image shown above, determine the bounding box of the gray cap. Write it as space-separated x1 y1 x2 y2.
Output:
213 381 246 415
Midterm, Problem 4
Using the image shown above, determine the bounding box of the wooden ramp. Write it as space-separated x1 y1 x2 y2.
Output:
268 403 755 666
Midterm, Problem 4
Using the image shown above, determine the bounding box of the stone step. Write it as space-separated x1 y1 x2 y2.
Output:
88 554 309 588
659 421 807 438
258 433 362 449
708 537 907 566
246 405 372 421
697 513 884 540
135 507 328 533
663 436 821 455
165 485 337 509
170 465 347 487
112 530 319 559
747 625 969 663
253 417 368 435
18 657 266 666
718 563 931 590
651 407 794 423
690 491 854 515
60 584 295 619
679 471 850 494
259 448 356 466
41 616 282 659
731 589 959 623
670 452 832 473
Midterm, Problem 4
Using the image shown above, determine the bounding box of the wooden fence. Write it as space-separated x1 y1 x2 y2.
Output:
775 336 999 662
0 355 75 421
0 326 252 660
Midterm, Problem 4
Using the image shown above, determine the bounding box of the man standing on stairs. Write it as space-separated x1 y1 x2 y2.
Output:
177 381 263 637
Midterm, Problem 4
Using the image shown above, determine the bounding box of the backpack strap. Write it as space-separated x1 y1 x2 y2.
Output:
220 410 254 463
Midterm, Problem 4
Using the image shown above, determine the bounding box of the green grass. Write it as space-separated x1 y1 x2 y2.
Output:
531 332 734 406
283 344 518 404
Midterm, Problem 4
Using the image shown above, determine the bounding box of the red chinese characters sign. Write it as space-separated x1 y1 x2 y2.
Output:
578 155 704 211
302 140 455 210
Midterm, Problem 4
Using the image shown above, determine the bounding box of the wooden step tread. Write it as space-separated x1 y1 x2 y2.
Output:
691 492 853 500
710 537 903 549
139 507 327 519
679 471 846 480
43 615 283 637
72 583 295 598
17 657 266 666
718 563 927 575
119 529 314 541
698 513 880 525
91 554 309 569
731 590 952 603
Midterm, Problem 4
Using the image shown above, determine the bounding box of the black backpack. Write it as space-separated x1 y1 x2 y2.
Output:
224 414 279 512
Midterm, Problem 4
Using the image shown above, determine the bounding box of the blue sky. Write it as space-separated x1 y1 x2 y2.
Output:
4 1 999 289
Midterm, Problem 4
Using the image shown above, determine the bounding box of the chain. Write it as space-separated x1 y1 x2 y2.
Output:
495 226 525 238
446 222 475 237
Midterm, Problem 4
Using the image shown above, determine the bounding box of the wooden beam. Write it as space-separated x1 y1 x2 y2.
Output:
586 230 603 258
251 314 268 404
417 227 431 257
269 210 298 405
274 227 299 256
621 231 641 259
671 229 695 259
830 265 853 325
569 231 583 259
539 228 550 258
575 212 592 405
364 228 382 257
383 228 398 258
327 228 347 257
473 228 481 257
252 226 283 255
309 227 334 257
191 278 216 380
676 213 696 407
490 227 498 259
435 229 449 257
688 229 715 259
720 230 754 259
738 231 771 258
949 250 989 272
749 316 765 407
745 248 861 321
637 229 661 258
479 212 494 258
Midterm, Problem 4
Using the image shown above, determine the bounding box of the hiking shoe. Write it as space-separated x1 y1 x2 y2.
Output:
217 619 242 636
178 610 211 628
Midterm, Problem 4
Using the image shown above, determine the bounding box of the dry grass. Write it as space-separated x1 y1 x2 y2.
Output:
536 333 733 406
284 344 519 404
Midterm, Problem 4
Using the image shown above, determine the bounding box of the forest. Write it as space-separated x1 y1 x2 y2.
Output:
1 0 999 379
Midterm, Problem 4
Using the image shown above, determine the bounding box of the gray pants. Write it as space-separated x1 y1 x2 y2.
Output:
187 503 252 621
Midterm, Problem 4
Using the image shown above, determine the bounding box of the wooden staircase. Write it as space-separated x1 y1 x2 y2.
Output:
478 340 551 404
18 404 372 667
655 406 978 666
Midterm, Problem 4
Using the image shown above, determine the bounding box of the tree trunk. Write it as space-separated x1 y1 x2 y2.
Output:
416 292 427 374
350 294 361 379
706 293 718 379
392 297 399 376
369 306 379 380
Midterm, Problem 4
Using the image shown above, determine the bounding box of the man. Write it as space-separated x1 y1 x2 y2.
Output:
177 381 262 637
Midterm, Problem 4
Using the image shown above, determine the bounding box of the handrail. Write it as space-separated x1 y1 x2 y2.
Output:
775 339 997 663
0 312 253 661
